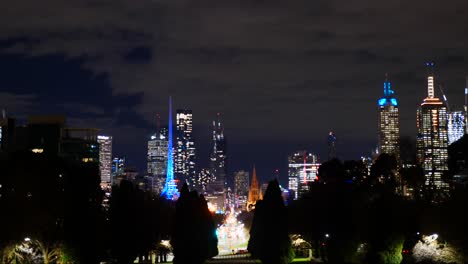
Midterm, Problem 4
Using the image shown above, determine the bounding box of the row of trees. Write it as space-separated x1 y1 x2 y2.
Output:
246 136 468 264
0 151 218 263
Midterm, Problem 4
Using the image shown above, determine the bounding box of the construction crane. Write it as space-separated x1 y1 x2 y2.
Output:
439 84 451 111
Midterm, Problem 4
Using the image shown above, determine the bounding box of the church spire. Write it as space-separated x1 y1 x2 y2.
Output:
247 165 261 211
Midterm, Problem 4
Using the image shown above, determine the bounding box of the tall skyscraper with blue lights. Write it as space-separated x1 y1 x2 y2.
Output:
162 97 179 200
378 75 400 161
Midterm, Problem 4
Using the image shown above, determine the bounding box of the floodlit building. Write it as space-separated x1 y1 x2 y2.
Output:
234 170 250 209
417 63 450 198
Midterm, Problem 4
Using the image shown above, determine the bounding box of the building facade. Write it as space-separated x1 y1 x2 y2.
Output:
417 63 450 198
175 109 196 188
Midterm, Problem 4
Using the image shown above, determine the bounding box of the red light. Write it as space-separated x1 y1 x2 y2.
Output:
321 243 326 246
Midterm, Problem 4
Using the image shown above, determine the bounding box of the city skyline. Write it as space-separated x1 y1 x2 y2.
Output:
1 0 468 185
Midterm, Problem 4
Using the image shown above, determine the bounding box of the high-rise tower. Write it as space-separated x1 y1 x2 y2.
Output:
162 97 179 200
378 75 400 161
327 132 336 160
97 135 112 185
147 122 168 193
417 63 450 199
207 113 227 193
175 109 196 188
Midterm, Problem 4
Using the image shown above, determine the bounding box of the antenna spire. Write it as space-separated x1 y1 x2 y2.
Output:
426 62 435 98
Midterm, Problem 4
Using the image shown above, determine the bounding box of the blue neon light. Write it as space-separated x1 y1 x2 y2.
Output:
378 98 387 106
391 98 398 106
162 97 179 200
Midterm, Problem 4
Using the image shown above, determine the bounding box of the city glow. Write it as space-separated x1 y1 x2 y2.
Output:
216 209 249 255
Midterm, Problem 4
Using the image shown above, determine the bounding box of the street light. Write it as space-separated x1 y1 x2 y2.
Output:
24 237 31 242
325 234 329 238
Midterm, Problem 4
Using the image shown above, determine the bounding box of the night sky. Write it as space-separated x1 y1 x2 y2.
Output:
1 0 468 185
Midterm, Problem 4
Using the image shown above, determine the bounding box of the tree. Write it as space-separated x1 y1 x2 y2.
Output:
370 153 398 188
248 179 293 264
171 183 218 264
317 158 346 184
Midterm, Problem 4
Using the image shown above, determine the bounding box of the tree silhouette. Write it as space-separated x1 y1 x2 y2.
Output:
248 179 293 264
171 183 218 264
317 158 346 184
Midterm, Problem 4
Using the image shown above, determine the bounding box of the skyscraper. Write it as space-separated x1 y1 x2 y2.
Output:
288 151 320 200
97 135 112 185
147 126 168 193
162 97 179 200
175 109 196 187
417 63 450 198
378 75 400 161
207 113 227 193
111 157 125 179
234 170 249 209
327 132 336 160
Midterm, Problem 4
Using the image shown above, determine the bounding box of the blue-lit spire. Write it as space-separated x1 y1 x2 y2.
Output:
162 97 179 200
379 74 398 106
383 73 395 97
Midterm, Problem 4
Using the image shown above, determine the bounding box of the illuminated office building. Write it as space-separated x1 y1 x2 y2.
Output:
416 63 450 197
175 109 196 187
378 76 400 161
234 170 249 209
207 113 227 193
147 126 168 193
97 135 112 184
288 151 320 200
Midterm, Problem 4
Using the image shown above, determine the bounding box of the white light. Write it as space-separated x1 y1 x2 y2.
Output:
31 148 43 153
97 135 110 140
325 234 329 238
24 237 31 242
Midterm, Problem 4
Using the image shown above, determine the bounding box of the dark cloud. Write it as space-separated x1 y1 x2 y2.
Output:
1 0 468 182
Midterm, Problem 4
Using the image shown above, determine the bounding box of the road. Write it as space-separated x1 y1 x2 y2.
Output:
206 253 257 263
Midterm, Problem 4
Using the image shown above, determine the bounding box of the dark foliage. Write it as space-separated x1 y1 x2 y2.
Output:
171 183 218 264
248 179 292 264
